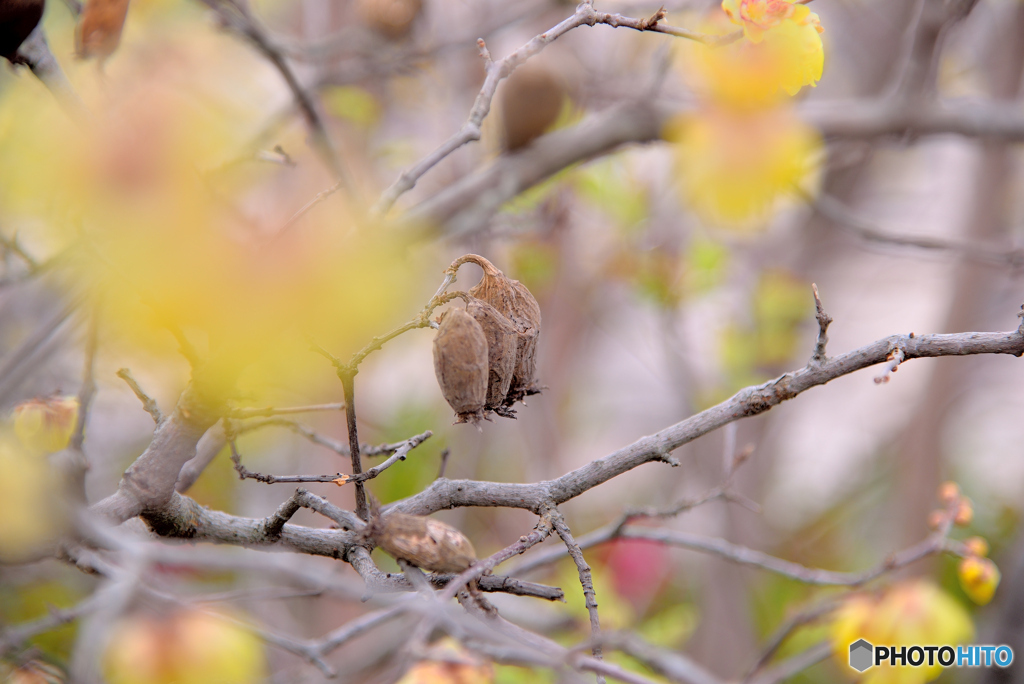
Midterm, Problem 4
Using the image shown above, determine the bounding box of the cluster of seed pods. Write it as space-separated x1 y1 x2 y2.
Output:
432 255 542 425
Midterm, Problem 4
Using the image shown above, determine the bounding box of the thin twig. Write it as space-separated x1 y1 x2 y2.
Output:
230 402 345 418
874 345 906 384
235 417 419 457
437 512 557 602
70 302 100 453
810 284 832 366
743 599 839 682
553 513 604 683
0 296 82 404
339 370 368 520
749 642 831 684
0 231 39 270
226 430 432 485
617 520 955 586
370 4 738 216
337 431 433 485
116 368 163 424
810 192 1024 267
197 0 350 187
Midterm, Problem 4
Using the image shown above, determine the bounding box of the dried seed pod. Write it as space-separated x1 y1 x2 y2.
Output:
76 0 130 60
365 511 476 574
466 297 518 411
450 254 541 406
0 0 45 64
433 307 488 424
356 0 421 40
499 63 565 152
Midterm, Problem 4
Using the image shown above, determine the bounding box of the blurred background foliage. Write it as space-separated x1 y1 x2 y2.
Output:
1 0 1024 681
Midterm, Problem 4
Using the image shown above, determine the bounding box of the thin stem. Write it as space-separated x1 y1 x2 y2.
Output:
340 370 368 520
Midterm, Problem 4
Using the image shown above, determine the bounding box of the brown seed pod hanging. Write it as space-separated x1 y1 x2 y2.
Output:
76 0 130 61
356 0 422 40
448 255 541 407
364 511 477 574
466 298 518 413
0 0 45 64
499 63 565 152
433 307 488 425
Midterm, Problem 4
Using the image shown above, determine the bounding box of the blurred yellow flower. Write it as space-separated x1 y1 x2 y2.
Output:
13 396 79 455
105 610 265 684
831 580 974 684
0 432 64 562
958 556 1000 606
665 105 822 227
397 638 493 684
688 0 823 105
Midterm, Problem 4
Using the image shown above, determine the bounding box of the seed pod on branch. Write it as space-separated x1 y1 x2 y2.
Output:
356 0 421 40
76 0 130 61
433 307 488 425
466 297 518 414
448 254 542 408
364 511 476 574
0 0 45 64
499 63 565 152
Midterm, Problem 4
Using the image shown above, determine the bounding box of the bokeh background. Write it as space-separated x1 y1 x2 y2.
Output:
1 0 1023 681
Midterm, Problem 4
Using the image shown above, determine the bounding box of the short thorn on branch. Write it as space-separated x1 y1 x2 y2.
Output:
116 368 164 424
810 283 832 366
477 38 492 65
874 346 906 384
637 6 667 31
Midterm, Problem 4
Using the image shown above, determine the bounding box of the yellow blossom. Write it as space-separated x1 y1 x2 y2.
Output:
0 432 65 561
831 580 974 684
692 0 824 103
665 105 822 227
958 556 1000 606
105 610 265 684
13 396 79 454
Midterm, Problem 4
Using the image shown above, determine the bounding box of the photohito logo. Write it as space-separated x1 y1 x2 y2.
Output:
848 640 1014 672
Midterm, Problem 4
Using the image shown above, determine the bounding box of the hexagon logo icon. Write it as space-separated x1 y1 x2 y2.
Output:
849 639 874 672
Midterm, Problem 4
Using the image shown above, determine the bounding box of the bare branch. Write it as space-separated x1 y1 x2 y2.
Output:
743 600 839 682
117 368 164 424
402 98 1024 239
371 4 736 217
404 100 663 237
390 322 1024 517
553 513 604 682
226 430 432 485
70 302 100 452
748 642 831 684
584 633 721 684
339 371 368 520
0 593 105 657
0 296 82 405
342 431 433 484
230 402 345 418
175 421 227 493
196 0 350 186
810 192 1024 267
616 519 955 586
436 513 557 602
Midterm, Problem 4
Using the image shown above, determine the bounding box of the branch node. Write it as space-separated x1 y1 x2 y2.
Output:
638 6 667 30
